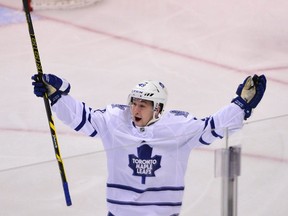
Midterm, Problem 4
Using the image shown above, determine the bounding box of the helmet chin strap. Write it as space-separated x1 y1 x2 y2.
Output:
146 115 159 126
146 105 162 126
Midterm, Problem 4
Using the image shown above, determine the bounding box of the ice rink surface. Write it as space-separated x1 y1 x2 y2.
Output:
0 0 288 215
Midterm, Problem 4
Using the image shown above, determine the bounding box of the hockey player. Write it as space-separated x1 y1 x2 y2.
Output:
32 74 266 216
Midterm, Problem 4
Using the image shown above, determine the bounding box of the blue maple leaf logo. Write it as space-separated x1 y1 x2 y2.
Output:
128 144 162 184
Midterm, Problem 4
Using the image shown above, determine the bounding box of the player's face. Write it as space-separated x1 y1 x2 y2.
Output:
130 98 154 127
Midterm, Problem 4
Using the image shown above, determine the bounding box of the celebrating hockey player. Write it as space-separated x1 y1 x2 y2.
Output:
32 74 266 216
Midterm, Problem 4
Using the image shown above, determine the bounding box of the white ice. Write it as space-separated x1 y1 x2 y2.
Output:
0 0 288 215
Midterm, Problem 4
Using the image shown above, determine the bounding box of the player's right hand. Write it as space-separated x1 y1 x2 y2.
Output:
31 74 71 105
32 74 47 97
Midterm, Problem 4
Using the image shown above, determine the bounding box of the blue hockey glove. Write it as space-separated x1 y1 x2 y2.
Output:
32 74 47 97
32 74 71 105
232 74 267 120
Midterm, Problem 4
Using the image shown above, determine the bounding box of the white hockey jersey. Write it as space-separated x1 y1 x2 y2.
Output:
52 95 244 216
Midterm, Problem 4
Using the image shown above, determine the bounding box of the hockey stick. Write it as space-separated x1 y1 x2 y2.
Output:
22 0 72 206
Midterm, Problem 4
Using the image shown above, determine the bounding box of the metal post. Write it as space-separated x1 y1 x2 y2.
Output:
215 145 241 216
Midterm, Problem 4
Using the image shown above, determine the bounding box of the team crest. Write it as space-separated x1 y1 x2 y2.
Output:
128 144 162 184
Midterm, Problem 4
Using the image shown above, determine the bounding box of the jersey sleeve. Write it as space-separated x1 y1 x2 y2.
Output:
198 103 244 145
164 103 244 147
51 95 105 137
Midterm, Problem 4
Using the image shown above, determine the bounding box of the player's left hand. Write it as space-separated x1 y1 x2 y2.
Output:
232 74 267 119
246 75 267 108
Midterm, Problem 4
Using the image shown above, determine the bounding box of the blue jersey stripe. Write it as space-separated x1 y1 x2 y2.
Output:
107 198 182 206
75 102 87 131
200 117 224 145
90 130 97 137
210 118 224 138
199 136 210 145
107 183 184 194
88 107 92 123
201 117 209 130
